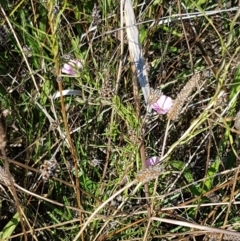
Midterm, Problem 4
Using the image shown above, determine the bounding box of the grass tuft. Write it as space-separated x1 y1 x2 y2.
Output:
0 1 240 240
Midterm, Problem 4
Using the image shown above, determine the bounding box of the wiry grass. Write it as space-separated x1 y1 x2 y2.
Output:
0 0 240 240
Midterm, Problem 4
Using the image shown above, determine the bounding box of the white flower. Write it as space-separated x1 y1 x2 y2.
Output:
61 59 83 76
151 95 173 114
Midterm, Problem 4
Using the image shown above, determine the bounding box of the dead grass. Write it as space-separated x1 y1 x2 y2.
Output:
0 0 240 240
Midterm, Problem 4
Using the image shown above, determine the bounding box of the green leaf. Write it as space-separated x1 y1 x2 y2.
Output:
204 158 221 191
40 78 52 106
170 160 200 196
153 0 163 5
170 160 194 184
230 63 240 100
0 212 20 239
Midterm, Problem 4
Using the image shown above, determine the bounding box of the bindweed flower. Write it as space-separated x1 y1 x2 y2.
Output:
151 95 173 115
146 156 160 167
61 59 83 76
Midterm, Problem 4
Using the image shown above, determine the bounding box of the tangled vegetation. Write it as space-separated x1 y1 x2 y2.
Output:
0 0 240 240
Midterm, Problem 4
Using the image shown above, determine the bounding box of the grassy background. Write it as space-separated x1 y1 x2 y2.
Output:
0 0 240 240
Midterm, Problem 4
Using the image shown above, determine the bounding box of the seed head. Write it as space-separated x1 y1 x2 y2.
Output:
136 166 163 184
167 73 200 121
0 166 15 186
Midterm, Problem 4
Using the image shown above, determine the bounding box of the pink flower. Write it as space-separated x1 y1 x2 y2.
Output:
151 95 173 114
61 59 83 76
146 156 160 167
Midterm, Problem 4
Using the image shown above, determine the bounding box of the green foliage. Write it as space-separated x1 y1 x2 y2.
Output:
0 212 20 240
204 158 221 191
170 160 194 184
0 0 239 240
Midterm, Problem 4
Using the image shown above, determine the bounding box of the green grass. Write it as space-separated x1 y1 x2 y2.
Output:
0 0 240 240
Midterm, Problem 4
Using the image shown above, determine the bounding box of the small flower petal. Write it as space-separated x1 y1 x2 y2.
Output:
62 63 75 75
69 59 83 69
151 95 173 114
75 60 83 70
63 63 71 70
146 156 160 167
61 59 83 76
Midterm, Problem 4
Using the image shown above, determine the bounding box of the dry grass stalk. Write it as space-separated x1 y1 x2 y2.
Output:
167 73 200 120
203 232 240 241
124 0 150 104
234 110 240 130
0 117 6 152
0 117 15 186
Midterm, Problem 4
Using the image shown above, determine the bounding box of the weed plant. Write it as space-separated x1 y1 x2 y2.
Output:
0 0 240 240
